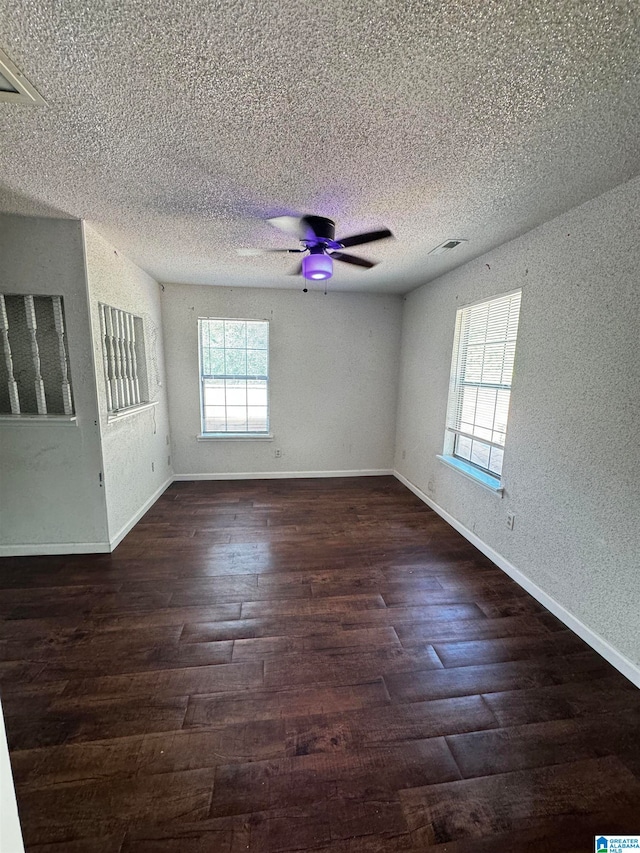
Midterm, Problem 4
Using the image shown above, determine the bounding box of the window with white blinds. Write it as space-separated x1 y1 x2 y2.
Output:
444 290 522 479
199 318 269 435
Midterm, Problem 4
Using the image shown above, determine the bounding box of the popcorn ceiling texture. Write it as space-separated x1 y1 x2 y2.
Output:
0 1 639 292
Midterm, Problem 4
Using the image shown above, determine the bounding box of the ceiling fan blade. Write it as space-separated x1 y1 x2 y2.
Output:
267 215 316 241
237 247 296 256
331 251 375 269
339 228 393 249
267 215 302 235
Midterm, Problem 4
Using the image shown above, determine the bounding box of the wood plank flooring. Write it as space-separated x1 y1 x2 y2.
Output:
1 476 639 852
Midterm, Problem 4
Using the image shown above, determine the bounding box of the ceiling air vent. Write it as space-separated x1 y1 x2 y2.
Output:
429 238 467 256
0 49 45 105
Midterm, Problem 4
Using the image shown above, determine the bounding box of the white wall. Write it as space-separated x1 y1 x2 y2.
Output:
395 175 640 668
0 216 108 553
84 225 172 544
162 284 402 476
0 699 24 853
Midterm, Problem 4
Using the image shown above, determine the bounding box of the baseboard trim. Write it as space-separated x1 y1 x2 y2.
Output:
394 470 640 689
173 469 394 481
108 477 173 550
0 542 111 557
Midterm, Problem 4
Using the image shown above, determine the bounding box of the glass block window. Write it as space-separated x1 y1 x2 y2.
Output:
199 318 269 435
0 294 74 416
444 290 522 479
98 304 148 413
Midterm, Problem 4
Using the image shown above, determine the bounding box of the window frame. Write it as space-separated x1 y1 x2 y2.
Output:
440 289 522 491
198 317 271 439
0 293 74 418
98 303 149 416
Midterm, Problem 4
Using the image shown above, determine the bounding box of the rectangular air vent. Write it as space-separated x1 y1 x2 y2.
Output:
429 238 468 256
0 49 45 105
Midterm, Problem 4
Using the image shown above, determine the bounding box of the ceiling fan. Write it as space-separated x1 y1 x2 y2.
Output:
239 215 393 284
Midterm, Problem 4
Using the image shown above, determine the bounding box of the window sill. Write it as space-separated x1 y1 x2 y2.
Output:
197 433 274 441
437 454 504 494
0 414 77 426
107 401 158 423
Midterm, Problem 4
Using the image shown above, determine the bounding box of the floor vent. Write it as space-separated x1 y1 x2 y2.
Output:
0 48 45 106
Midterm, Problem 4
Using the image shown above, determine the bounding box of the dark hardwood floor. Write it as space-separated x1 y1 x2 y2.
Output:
1 476 639 852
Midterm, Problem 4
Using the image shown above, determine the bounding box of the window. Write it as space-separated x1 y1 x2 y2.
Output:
0 294 74 416
443 290 521 484
199 318 269 435
98 303 148 413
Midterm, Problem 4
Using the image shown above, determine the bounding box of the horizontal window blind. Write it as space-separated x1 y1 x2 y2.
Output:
446 290 521 478
199 318 269 434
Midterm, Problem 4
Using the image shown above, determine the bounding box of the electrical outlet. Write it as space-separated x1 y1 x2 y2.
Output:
506 512 515 530
275 449 282 458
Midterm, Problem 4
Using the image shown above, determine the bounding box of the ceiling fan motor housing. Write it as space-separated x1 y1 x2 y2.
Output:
303 216 335 243
308 243 327 256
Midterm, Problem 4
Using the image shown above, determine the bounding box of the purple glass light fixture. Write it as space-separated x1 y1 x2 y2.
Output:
302 247 333 281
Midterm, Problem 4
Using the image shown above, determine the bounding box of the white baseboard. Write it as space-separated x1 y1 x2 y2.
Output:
394 470 640 689
108 477 173 550
173 469 393 481
0 541 111 557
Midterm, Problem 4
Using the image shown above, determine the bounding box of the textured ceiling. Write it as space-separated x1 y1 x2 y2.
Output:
1 0 639 294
